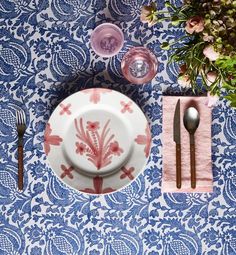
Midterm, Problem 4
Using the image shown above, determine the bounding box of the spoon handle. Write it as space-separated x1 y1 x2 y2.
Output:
176 144 181 189
190 134 196 188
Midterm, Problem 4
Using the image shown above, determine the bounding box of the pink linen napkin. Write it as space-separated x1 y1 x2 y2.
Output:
162 96 213 193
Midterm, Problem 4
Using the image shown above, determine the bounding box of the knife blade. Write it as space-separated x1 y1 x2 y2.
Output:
173 99 181 189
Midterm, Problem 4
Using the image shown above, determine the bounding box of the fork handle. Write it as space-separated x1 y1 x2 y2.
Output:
18 145 24 190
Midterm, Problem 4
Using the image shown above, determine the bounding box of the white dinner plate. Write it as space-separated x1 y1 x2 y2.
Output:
44 88 151 194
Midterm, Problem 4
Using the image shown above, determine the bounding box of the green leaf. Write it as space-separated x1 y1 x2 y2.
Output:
171 16 181 26
222 82 236 91
161 42 170 50
225 93 236 107
216 56 236 73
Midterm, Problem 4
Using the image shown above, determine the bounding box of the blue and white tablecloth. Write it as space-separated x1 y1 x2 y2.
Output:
0 1 236 254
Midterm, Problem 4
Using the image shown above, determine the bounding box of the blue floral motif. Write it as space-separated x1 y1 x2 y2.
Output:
85 227 101 245
201 227 219 247
0 217 25 254
44 226 85 254
105 176 146 212
89 250 100 255
0 0 235 254
0 29 31 81
222 229 236 255
51 0 91 22
46 176 75 206
223 108 236 143
26 225 43 244
0 0 30 19
108 0 144 22
31 247 42 255
34 38 50 57
103 228 143 255
143 229 160 248
36 59 48 71
145 165 161 185
223 166 236 207
50 40 90 81
28 160 47 179
163 230 201 255
0 164 18 205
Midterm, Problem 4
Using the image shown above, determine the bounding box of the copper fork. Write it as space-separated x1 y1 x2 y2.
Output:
16 110 26 190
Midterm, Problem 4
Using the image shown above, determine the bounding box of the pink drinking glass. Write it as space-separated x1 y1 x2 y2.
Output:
90 23 124 57
121 47 158 84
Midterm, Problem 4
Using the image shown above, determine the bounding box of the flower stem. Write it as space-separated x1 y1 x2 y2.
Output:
168 35 190 46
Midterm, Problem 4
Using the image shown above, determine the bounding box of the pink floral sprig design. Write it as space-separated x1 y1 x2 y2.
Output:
83 88 112 104
44 123 63 155
74 118 124 170
80 176 115 194
135 124 151 158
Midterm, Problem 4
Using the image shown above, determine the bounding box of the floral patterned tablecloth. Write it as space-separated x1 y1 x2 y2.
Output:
0 1 236 254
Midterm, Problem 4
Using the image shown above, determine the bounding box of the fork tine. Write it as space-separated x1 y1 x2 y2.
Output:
21 111 26 124
19 111 22 125
16 110 26 125
16 110 19 124
20 111 23 124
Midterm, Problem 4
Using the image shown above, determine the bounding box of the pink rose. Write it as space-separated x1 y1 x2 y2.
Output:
178 74 191 88
205 92 219 108
206 71 217 86
140 4 158 27
185 16 204 34
203 33 214 42
203 45 220 61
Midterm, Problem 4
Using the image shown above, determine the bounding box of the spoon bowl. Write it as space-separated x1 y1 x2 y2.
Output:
183 107 200 135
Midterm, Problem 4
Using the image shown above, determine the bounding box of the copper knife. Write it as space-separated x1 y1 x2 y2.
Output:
173 99 181 189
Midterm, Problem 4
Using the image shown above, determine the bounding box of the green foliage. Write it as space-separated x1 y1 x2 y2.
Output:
224 94 236 107
142 1 236 106
163 1 236 106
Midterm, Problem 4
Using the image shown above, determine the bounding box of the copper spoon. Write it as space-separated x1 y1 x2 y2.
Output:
183 107 200 189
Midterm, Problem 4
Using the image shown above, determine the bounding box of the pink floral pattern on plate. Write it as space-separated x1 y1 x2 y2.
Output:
83 88 112 104
60 164 74 179
120 166 135 180
120 101 133 113
74 118 124 169
59 103 71 115
44 123 63 155
80 176 116 194
135 124 151 158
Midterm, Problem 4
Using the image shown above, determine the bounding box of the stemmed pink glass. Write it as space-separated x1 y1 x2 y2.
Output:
121 47 158 84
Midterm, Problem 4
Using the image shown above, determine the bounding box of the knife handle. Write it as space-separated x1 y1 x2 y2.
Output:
176 144 181 189
190 143 196 189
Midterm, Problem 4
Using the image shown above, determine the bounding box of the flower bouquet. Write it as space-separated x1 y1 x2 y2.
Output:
141 1 236 107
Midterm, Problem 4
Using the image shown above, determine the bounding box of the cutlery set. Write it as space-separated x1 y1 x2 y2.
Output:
15 97 201 192
173 99 200 189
